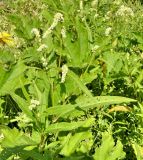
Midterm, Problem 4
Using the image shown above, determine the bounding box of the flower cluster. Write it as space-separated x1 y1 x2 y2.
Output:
41 57 48 68
29 99 40 110
141 53 143 59
31 28 40 38
43 13 64 38
0 133 4 140
37 44 48 52
105 27 112 36
61 64 68 83
80 0 83 10
61 26 66 38
16 112 32 123
113 0 121 5
116 5 134 17
91 45 100 53
105 11 112 20
91 0 98 8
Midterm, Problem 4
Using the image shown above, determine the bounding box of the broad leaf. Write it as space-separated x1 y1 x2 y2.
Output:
0 62 28 96
93 132 125 160
60 118 94 156
0 127 37 148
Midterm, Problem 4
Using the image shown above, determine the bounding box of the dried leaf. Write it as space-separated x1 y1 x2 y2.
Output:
108 106 131 113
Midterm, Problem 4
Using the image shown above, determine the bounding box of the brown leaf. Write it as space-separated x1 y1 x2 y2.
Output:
108 106 131 113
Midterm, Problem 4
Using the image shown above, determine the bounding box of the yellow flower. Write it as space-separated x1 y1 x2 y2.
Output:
0 32 14 46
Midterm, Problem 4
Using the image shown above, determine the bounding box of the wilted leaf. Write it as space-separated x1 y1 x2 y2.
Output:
108 106 131 113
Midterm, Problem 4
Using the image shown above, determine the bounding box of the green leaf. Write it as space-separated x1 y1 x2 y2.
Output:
80 67 99 85
10 93 35 121
45 118 95 133
0 147 51 160
132 142 143 160
133 32 143 44
0 62 28 96
93 132 125 160
0 49 15 64
45 96 136 118
0 127 37 148
60 118 94 156
67 69 93 97
102 51 123 76
8 14 39 40
46 121 84 133
63 17 90 67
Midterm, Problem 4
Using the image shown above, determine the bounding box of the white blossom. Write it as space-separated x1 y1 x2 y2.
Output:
41 57 48 68
29 99 40 110
61 26 66 38
37 44 48 52
80 0 83 10
113 0 122 5
31 99 40 106
13 155 21 160
0 133 4 140
92 45 100 52
54 12 64 22
18 113 31 123
105 27 112 36
141 53 143 59
31 28 40 38
116 5 134 17
91 0 98 8
4 116 8 118
61 64 68 83
105 11 112 20
43 13 64 38
94 13 99 19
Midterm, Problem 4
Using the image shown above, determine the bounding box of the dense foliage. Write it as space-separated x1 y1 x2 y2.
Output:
0 0 143 159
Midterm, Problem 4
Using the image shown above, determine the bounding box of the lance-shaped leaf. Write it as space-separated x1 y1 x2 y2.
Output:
45 118 95 133
45 96 136 118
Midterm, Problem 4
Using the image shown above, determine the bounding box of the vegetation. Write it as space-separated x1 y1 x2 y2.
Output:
0 0 143 159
